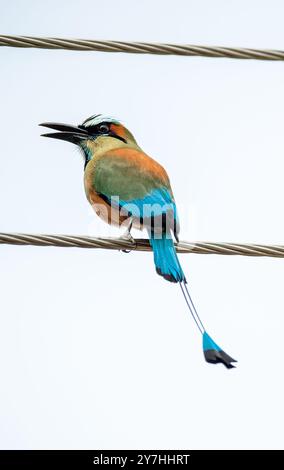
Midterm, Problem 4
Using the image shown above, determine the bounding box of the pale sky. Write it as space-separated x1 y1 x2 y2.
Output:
1 0 284 450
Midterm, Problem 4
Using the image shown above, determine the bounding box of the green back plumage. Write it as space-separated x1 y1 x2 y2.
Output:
93 149 171 201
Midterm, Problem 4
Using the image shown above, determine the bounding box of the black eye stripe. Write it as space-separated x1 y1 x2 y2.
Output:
81 122 126 144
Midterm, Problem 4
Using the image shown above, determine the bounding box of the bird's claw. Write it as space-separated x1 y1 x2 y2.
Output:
120 231 135 253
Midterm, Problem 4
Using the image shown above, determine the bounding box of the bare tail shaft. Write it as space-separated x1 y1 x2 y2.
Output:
179 281 237 369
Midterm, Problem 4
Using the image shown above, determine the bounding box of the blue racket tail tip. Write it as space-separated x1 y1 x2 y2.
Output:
203 332 237 369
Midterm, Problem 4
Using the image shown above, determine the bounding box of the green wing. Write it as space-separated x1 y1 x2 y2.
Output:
92 148 179 236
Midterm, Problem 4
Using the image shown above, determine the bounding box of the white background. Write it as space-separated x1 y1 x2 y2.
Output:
1 0 284 450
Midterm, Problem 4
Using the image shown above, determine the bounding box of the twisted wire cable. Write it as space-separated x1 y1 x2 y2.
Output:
1 232 284 257
1 35 284 61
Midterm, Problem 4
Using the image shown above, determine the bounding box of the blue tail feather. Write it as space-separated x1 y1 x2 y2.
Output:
203 332 237 369
150 233 186 283
149 232 237 368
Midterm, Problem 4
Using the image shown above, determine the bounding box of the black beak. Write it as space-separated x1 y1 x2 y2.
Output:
39 122 88 145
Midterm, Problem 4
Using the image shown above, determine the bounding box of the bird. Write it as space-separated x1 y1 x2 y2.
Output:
40 114 236 368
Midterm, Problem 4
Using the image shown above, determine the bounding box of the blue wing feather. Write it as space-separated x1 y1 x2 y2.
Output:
98 186 183 281
99 186 179 232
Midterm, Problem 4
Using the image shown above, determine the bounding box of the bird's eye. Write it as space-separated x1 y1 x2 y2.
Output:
98 123 110 133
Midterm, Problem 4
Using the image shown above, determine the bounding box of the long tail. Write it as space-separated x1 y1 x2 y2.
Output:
149 232 186 283
150 232 237 369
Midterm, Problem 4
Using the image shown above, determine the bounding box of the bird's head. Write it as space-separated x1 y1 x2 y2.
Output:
39 114 137 168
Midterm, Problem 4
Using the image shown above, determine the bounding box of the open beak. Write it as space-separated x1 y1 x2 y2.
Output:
39 122 88 145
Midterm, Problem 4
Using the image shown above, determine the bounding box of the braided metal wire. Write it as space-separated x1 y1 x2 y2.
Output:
1 35 284 60
1 232 284 257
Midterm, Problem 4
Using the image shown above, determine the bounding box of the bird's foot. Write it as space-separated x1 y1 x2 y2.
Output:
120 219 135 253
120 231 135 244
120 230 135 253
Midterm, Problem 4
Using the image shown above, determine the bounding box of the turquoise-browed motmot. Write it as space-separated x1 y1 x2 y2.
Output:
40 114 236 368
